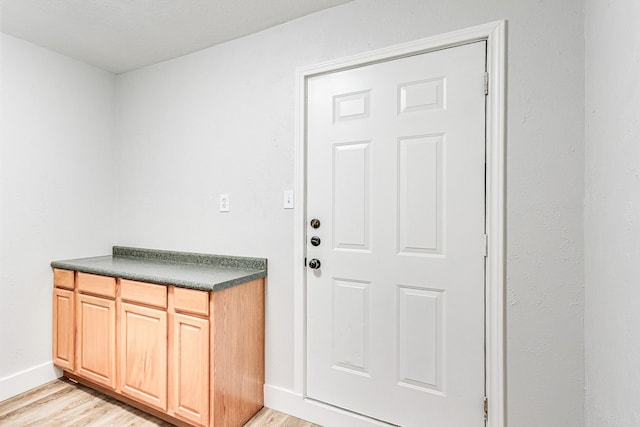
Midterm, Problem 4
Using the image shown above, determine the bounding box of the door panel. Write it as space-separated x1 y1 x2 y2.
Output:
53 288 75 370
170 312 209 426
332 278 370 375
76 293 116 389
306 41 486 427
397 286 443 392
333 141 371 250
118 302 167 411
398 134 443 255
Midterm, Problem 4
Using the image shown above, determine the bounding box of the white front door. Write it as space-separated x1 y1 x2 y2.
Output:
306 41 487 427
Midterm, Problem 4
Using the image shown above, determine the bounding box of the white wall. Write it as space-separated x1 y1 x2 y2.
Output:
584 1 640 426
115 1 585 425
0 34 117 400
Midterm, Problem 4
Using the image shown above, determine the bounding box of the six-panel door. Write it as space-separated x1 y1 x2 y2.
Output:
306 41 487 426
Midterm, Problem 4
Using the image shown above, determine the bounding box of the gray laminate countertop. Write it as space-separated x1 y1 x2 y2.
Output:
51 246 267 292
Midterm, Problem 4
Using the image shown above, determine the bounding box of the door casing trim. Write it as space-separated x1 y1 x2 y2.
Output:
292 20 506 427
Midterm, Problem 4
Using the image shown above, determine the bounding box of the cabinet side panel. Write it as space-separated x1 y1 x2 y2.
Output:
212 279 265 427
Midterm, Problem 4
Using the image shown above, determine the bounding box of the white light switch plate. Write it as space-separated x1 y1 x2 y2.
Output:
283 190 294 209
219 193 230 212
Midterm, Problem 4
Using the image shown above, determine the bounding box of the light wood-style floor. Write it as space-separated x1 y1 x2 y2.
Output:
0 378 320 427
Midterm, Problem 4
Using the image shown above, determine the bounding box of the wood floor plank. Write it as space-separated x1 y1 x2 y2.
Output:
0 379 70 417
0 384 81 425
244 407 320 427
0 379 320 427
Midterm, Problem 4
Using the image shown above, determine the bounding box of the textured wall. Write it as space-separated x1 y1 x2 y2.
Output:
115 1 585 425
585 1 640 426
0 34 117 400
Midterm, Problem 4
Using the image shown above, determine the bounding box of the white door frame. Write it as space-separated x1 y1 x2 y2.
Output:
288 21 506 427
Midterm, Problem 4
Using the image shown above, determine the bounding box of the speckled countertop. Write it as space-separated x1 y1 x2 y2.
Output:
51 246 267 292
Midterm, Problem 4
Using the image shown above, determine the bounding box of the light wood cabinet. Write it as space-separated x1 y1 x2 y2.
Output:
76 292 117 389
52 268 264 427
53 287 75 370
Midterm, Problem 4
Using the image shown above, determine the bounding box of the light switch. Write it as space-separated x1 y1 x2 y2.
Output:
284 190 294 209
219 194 230 212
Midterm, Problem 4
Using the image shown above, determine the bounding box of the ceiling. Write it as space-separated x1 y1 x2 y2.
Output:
1 0 353 74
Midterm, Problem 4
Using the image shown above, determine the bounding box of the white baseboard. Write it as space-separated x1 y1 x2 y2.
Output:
0 362 62 402
264 384 392 427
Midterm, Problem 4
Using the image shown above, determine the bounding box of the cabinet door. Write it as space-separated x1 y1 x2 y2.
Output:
118 302 168 411
170 313 209 426
53 288 75 370
76 293 116 389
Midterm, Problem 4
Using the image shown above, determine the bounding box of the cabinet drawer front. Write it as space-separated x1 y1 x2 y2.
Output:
77 272 116 299
54 268 75 290
121 279 167 308
173 287 209 316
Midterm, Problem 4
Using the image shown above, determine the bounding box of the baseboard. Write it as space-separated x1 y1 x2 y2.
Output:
0 361 62 402
264 384 392 427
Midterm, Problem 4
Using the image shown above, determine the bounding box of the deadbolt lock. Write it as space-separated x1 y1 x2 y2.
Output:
308 258 321 269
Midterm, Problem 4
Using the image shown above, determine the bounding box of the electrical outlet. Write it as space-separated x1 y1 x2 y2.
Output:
219 194 230 212
284 190 294 209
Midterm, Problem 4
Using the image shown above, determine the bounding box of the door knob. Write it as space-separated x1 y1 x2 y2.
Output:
308 258 321 269
310 218 321 229
310 236 321 246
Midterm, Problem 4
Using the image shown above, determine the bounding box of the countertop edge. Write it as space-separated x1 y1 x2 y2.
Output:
51 258 267 292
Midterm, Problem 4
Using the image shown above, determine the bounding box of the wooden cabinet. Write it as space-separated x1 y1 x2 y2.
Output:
76 292 117 389
52 267 264 427
53 287 75 370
